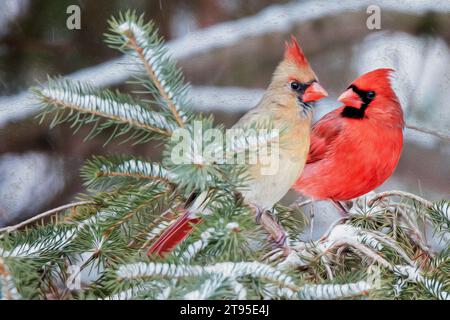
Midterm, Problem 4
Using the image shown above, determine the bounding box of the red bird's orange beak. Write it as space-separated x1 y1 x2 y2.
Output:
338 88 361 108
303 82 328 103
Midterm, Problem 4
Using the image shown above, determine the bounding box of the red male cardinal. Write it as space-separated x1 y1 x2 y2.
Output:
293 68 404 212
148 36 328 255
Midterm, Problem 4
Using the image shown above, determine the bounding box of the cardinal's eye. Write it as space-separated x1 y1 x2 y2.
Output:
366 91 375 100
290 81 301 91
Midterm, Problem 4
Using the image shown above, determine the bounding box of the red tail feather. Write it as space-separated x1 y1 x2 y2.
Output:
147 211 203 256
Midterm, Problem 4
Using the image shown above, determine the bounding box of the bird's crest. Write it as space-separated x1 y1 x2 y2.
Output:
284 35 309 68
352 68 395 95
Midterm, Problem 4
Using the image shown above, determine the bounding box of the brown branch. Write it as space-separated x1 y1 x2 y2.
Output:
103 190 169 238
289 198 312 209
368 190 433 209
44 97 172 137
0 201 93 233
96 171 171 185
330 239 392 269
406 123 450 142
126 35 185 128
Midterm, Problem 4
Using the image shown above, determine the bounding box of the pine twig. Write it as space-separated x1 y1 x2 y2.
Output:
125 33 185 128
0 201 93 233
42 94 172 137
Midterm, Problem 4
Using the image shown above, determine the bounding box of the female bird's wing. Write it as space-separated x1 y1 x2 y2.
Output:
307 110 343 164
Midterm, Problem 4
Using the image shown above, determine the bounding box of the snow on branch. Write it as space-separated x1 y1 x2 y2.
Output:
35 78 175 142
0 228 77 258
116 261 298 292
81 156 175 191
298 281 372 300
108 12 189 127
394 265 450 300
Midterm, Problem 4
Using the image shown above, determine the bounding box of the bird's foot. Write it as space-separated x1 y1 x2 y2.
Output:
331 200 351 217
273 231 287 248
251 205 289 250
254 206 264 224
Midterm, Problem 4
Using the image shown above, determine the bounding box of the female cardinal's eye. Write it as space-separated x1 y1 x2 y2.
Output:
290 81 301 91
366 91 375 100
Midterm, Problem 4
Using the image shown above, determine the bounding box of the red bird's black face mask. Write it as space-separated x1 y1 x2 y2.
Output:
339 85 376 119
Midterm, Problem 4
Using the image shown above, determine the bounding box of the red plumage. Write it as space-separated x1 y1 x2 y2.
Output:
147 35 326 256
284 35 309 68
147 211 202 255
294 69 404 201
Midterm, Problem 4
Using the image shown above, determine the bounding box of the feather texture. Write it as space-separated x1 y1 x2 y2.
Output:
294 69 404 201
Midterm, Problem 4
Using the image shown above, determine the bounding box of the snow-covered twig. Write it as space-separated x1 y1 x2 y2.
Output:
298 281 372 300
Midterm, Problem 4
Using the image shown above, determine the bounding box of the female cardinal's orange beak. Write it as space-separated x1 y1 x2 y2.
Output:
303 82 328 102
338 88 361 108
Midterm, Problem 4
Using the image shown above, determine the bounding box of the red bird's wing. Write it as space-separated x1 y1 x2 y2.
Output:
307 110 343 164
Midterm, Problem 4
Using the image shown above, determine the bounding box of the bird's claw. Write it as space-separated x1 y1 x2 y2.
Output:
332 200 350 217
273 232 287 247
254 206 265 224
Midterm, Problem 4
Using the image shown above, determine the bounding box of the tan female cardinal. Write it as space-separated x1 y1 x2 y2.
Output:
148 36 328 255
293 68 404 213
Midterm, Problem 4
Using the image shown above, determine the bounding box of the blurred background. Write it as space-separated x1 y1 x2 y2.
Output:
0 0 449 228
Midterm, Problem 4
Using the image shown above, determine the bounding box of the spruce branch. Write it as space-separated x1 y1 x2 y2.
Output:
34 78 174 144
84 185 172 247
81 155 174 191
183 274 229 300
115 261 299 292
394 265 450 300
0 258 21 300
107 11 189 128
0 201 92 234
427 201 450 237
0 226 77 258
298 281 372 300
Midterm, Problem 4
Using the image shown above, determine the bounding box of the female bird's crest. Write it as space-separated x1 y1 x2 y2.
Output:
284 35 309 68
267 35 326 105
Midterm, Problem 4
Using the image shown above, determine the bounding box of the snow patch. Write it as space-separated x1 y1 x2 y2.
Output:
0 152 65 227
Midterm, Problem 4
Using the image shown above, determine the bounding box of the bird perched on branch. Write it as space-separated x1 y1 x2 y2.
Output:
293 68 404 213
148 36 328 255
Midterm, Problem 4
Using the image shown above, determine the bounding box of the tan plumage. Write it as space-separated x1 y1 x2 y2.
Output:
232 59 316 209
148 36 328 255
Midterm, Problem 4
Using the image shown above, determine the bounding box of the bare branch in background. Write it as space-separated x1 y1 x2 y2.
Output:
406 123 450 142
0 200 92 233
368 190 433 208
